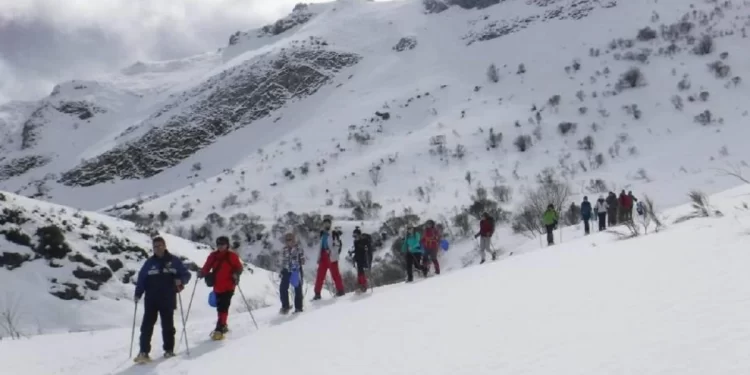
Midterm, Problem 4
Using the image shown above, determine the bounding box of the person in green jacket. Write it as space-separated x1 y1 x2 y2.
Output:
542 204 558 246
401 225 424 282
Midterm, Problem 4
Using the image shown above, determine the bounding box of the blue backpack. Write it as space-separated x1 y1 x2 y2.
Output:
636 201 645 215
208 291 217 307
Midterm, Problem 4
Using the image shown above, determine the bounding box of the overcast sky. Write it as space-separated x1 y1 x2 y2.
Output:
0 0 330 104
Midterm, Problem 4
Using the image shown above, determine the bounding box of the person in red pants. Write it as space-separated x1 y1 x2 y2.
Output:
420 220 441 276
199 236 243 339
312 219 345 300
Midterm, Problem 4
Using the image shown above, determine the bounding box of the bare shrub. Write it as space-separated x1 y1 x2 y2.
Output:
487 63 500 83
616 67 646 91
693 35 714 55
694 110 713 126
0 294 23 339
637 26 657 41
513 135 532 152
511 169 571 238
548 94 561 107
558 122 577 135
486 128 502 149
674 190 723 223
708 61 731 78
491 185 512 203
577 135 594 151
369 165 382 186
352 190 383 220
671 95 684 111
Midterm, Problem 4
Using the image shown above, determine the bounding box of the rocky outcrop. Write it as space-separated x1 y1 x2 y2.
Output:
56 101 106 120
20 105 52 150
0 155 51 182
393 37 418 52
59 46 361 187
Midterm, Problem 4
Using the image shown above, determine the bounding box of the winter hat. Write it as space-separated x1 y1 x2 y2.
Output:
583 196 588 201
216 236 230 246
353 227 362 236
152 236 166 245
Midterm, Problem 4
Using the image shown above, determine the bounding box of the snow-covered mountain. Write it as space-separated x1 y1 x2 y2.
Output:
2 0 750 282
2 184 750 374
0 190 293 334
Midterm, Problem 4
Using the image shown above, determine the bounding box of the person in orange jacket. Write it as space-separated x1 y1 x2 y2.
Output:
199 236 243 338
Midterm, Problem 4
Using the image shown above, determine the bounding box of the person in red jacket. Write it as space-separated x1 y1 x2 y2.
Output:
199 236 243 339
312 218 345 300
618 190 633 223
474 212 496 264
420 220 441 276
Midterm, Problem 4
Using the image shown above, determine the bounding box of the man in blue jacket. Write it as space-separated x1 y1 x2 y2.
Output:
581 196 592 235
133 236 192 363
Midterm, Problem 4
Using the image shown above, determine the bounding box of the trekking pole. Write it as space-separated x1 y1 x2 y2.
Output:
176 278 198 352
177 293 190 356
236 285 259 330
129 300 138 358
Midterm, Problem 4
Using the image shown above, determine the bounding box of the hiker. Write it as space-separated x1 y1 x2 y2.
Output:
402 225 424 282
606 192 618 226
199 236 243 340
312 219 345 300
542 204 558 246
628 191 639 219
580 196 592 235
420 220 441 275
279 232 305 314
595 196 608 231
133 236 191 363
474 212 496 263
619 190 633 223
350 227 374 292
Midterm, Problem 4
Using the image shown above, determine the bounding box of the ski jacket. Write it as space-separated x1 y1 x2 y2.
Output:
580 201 592 219
478 218 494 237
619 194 632 208
595 201 607 214
542 209 558 226
352 236 373 268
421 227 440 251
606 195 618 210
319 230 343 262
402 232 422 254
281 244 305 271
135 251 191 309
201 250 243 293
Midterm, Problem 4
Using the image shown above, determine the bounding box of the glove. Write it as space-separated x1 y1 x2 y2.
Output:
474 234 479 238
232 272 240 284
175 279 184 292
134 293 142 302
197 272 204 280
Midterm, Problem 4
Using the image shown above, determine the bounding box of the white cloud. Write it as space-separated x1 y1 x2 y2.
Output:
0 0 326 103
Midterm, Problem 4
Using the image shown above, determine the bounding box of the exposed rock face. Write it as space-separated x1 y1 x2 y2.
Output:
423 0 502 13
56 101 106 120
393 37 418 52
230 3 315 46
0 155 51 182
59 46 361 187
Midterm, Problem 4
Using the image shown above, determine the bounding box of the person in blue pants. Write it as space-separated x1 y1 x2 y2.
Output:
133 236 192 363
279 232 305 314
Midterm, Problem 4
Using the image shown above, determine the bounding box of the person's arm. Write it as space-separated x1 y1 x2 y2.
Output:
230 252 243 273
173 258 192 287
134 261 149 300
200 252 215 277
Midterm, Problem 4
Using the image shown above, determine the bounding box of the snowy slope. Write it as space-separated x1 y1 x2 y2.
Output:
2 0 750 286
3 184 750 374
0 190 302 334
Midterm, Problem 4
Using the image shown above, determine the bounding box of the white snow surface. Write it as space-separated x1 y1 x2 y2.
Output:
2 184 750 374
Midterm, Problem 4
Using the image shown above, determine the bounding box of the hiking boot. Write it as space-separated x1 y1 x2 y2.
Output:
480 259 486 264
163 351 176 359
293 308 303 314
280 306 291 315
335 291 346 297
491 252 497 261
220 325 229 334
311 294 322 301
134 352 151 363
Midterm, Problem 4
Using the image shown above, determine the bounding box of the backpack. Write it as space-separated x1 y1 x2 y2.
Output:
636 201 645 215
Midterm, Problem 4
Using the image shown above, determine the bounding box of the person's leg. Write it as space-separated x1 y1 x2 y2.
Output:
357 263 367 289
584 218 590 234
159 304 176 353
405 253 414 282
279 270 291 309
216 291 233 330
479 237 489 261
313 252 329 297
546 225 554 245
139 302 159 355
430 248 440 274
329 261 345 294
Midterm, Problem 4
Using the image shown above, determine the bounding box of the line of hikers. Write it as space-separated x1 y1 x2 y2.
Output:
134 202 627 362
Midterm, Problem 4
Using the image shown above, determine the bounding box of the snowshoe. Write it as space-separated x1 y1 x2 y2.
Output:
335 291 346 297
311 294 322 301
280 306 292 315
293 308 303 314
133 353 151 364
219 325 229 334
163 352 176 359
210 330 225 341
